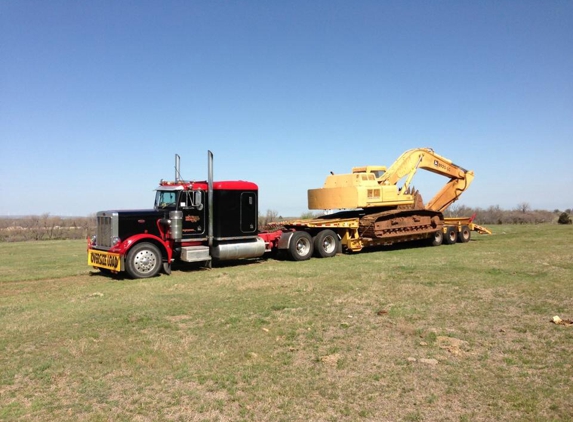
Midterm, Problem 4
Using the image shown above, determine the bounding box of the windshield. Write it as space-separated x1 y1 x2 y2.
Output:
155 190 178 209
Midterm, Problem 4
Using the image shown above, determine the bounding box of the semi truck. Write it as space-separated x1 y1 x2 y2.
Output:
87 149 489 278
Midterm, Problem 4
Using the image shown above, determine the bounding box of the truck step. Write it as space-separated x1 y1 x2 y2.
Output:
180 246 211 263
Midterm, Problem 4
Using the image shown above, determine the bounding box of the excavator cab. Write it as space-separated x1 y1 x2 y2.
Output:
352 166 387 182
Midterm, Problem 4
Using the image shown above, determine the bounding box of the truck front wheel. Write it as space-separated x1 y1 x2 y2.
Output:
126 242 162 279
288 231 314 261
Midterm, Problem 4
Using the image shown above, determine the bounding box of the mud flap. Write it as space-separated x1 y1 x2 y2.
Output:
162 262 172 275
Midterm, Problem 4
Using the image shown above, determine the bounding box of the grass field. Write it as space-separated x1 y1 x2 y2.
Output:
1 225 572 421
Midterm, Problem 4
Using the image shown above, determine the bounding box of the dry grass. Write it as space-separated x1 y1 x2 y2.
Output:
1 224 572 421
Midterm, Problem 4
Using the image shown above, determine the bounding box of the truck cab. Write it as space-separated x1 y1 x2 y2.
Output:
88 152 282 279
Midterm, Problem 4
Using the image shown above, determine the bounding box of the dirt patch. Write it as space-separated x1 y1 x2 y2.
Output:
437 336 470 356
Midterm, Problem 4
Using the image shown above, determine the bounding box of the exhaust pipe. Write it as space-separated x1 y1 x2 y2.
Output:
208 151 214 248
175 154 181 182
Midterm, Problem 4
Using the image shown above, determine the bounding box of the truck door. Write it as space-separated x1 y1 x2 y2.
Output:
180 190 206 239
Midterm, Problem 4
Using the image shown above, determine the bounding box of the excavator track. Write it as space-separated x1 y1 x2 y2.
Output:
359 208 443 241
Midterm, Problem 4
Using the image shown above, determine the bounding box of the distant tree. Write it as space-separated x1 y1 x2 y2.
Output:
300 211 319 219
258 209 280 229
558 212 572 225
483 205 503 224
516 202 531 213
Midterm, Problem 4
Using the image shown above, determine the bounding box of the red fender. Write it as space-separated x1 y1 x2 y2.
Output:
112 234 173 262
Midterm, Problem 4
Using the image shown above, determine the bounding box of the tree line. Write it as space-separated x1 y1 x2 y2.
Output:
444 203 572 225
0 214 96 242
259 203 573 229
1 204 571 242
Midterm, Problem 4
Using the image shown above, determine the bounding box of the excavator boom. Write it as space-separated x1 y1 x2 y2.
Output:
379 148 474 212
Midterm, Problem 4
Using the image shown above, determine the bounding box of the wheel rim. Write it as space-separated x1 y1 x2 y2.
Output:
296 238 311 256
322 235 336 254
133 249 157 274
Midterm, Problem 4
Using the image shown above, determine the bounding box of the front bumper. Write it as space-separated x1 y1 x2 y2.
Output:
87 248 122 271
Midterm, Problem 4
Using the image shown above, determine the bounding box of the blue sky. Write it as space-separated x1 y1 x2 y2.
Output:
1 0 572 216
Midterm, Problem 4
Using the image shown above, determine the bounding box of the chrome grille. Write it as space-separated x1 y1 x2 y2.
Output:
96 212 118 250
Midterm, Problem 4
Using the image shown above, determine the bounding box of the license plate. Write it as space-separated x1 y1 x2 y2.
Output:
88 250 121 271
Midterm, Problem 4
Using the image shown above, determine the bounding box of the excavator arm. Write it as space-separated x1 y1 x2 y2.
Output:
378 148 474 212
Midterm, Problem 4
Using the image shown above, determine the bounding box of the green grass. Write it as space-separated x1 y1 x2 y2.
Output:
1 225 572 421
0 240 88 282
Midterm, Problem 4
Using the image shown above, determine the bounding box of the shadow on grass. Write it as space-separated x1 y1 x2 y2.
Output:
88 256 273 281
173 257 271 273
88 269 129 281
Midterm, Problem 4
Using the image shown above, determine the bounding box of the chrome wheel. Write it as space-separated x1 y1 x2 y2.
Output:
133 249 158 274
296 237 311 256
126 242 162 279
313 230 339 258
287 231 314 261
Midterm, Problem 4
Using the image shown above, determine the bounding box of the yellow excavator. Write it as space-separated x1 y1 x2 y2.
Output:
278 148 488 257
308 147 473 212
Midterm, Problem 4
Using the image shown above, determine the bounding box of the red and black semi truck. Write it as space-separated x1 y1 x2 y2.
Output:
87 152 306 278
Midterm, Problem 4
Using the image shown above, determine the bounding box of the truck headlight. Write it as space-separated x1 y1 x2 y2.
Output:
111 236 121 247
90 235 97 246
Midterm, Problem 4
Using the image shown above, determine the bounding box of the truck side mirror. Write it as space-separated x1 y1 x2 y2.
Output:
194 191 203 210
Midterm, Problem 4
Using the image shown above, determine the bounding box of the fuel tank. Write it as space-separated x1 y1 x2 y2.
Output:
169 210 183 241
211 238 266 260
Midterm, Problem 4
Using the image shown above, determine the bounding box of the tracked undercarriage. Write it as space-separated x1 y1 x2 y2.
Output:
311 191 443 244
310 206 443 246
358 208 443 242
357 190 442 242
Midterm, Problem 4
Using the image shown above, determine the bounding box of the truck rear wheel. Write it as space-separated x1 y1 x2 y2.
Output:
444 226 457 245
288 231 313 261
313 230 339 258
429 230 443 246
457 225 471 243
126 242 162 279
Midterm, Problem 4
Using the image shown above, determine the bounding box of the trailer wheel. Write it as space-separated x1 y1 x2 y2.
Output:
288 231 314 261
313 230 339 258
457 225 471 243
429 230 443 247
444 226 457 245
126 242 162 279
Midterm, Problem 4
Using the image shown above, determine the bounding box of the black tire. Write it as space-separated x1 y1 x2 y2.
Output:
457 225 471 243
429 230 444 246
125 242 162 279
444 226 457 245
313 230 339 258
287 231 314 261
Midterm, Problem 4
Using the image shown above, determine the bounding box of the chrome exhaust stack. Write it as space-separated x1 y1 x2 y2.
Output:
208 150 214 249
175 154 181 182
